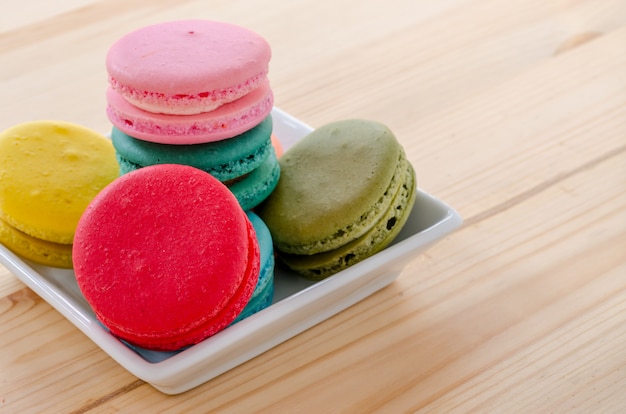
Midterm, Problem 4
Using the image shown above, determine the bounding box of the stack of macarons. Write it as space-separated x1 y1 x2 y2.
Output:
105 20 279 210
0 121 119 268
67 20 283 350
0 19 420 353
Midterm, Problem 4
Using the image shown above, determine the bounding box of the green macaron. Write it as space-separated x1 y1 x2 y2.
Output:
111 116 280 210
257 119 417 280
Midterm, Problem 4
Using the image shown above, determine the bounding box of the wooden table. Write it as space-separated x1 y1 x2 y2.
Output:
1 0 625 412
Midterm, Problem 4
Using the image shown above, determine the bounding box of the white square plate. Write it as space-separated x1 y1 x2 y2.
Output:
0 108 462 394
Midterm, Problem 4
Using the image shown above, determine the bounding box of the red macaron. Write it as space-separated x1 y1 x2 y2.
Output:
73 164 259 351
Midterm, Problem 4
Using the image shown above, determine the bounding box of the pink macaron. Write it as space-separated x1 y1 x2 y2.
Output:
106 20 272 115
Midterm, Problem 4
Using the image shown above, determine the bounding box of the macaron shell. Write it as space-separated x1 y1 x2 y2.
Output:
111 116 273 181
106 20 271 115
279 158 416 280
0 218 73 268
106 82 274 144
233 212 275 323
0 121 119 244
73 164 259 351
257 119 401 255
114 135 280 211
228 149 280 211
233 282 274 323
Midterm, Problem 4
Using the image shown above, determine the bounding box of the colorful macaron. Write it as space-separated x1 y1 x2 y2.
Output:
233 211 275 323
111 116 280 210
0 121 119 268
73 164 260 351
257 119 417 280
105 19 274 144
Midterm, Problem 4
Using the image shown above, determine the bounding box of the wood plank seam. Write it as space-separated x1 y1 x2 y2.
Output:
462 143 626 228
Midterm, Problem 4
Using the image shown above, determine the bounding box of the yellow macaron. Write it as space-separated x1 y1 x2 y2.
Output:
0 120 119 267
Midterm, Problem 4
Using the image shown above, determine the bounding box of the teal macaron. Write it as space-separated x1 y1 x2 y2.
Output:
233 211 275 323
111 116 280 210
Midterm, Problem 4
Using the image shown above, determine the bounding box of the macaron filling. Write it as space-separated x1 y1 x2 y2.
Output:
109 70 268 115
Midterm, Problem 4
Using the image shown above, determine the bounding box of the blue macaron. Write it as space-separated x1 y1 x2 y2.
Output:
111 116 280 210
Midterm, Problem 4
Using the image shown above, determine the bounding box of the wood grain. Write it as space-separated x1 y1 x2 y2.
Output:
1 0 625 412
